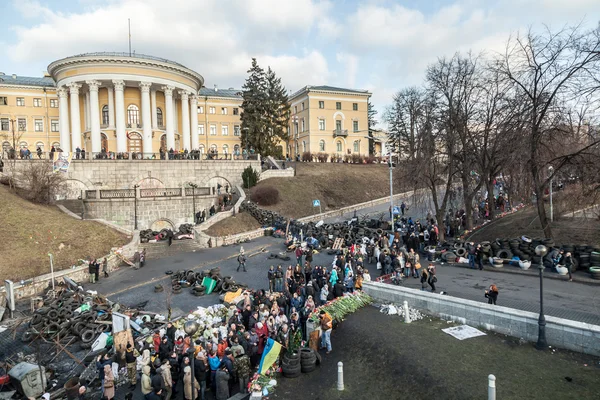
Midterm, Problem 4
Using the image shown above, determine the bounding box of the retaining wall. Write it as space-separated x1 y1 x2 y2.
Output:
259 168 295 180
363 281 600 356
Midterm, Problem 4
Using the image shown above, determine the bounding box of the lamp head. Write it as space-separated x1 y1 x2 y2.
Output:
184 320 199 335
548 165 554 173
535 245 548 257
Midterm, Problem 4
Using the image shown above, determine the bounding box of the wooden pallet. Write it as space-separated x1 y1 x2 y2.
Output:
332 238 344 250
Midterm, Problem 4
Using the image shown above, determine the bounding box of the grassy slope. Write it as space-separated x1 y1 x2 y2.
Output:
0 185 129 281
253 163 397 218
204 212 261 237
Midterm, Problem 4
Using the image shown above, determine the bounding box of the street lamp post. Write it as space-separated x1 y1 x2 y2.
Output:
48 253 55 290
184 320 200 395
388 154 394 232
133 184 139 230
189 183 198 224
548 166 554 222
534 245 548 350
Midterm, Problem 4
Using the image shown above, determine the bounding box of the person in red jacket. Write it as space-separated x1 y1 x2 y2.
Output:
255 322 269 355
152 330 161 353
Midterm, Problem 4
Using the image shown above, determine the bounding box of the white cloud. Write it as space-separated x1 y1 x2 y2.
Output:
335 53 359 88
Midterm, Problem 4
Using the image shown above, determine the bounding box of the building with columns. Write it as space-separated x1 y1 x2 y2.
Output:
1 52 372 159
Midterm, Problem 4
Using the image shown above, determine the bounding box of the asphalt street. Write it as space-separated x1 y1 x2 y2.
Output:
85 236 600 325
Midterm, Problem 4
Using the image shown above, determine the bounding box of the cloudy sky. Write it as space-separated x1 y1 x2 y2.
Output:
1 0 598 122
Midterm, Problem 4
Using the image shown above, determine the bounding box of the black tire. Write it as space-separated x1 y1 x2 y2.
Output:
80 329 96 343
301 363 317 373
47 309 59 320
154 285 164 293
31 313 43 326
455 247 467 257
21 330 35 343
496 249 513 259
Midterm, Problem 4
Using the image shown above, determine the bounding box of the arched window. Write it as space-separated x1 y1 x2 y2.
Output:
222 144 229 154
2 141 10 152
157 107 163 127
199 144 205 154
234 144 240 154
19 141 28 149
319 140 325 152
127 104 140 126
35 142 45 152
127 132 142 154
336 141 342 152
210 144 218 153
302 141 306 153
101 133 108 152
353 140 360 153
102 105 109 125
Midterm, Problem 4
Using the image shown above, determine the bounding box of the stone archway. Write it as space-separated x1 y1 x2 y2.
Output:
206 176 231 194
151 218 174 231
136 177 165 189
62 179 88 200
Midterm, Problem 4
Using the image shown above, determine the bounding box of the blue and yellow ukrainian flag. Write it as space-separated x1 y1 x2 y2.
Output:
258 338 282 375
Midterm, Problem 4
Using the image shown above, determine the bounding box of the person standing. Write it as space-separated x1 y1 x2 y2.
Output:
295 246 303 267
125 343 138 389
485 284 499 305
102 258 109 278
237 250 247 272
420 268 429 291
427 264 437 292
161 359 173 400
140 249 146 268
319 310 333 354
102 364 115 400
94 260 99 282
400 201 406 216
564 252 574 282
215 365 230 400
88 260 96 283
183 366 199 400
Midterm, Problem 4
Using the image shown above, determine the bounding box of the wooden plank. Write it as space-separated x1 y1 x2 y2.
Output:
113 329 134 354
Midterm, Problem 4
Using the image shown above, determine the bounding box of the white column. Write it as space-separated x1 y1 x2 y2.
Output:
107 86 115 128
190 95 199 150
163 86 175 150
113 80 127 153
87 80 101 153
173 95 178 134
140 82 153 156
57 87 71 152
151 89 158 129
179 91 191 151
68 83 82 152
84 92 90 130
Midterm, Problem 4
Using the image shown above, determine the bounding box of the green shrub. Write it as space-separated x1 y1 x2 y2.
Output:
251 185 280 205
242 166 260 188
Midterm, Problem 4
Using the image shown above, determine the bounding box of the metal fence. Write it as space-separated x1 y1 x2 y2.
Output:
1 151 260 162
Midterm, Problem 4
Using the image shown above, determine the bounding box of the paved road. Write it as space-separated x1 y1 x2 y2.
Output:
86 236 600 325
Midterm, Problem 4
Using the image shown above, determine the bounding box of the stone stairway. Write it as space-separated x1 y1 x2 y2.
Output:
266 155 283 169
57 199 93 219
138 239 204 259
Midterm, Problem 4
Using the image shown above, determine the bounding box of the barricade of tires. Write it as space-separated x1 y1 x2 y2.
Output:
23 290 159 348
168 267 247 296
280 348 319 378
140 224 195 243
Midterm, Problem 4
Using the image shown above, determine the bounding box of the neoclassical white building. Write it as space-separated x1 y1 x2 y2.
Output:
46 52 204 155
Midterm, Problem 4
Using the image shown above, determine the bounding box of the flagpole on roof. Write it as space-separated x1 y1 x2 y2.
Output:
128 18 132 57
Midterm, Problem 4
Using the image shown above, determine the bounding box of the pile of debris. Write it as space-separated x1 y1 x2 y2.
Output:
380 303 425 321
158 267 248 297
139 223 195 243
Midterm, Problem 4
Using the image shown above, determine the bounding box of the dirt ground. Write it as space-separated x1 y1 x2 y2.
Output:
273 306 600 400
254 163 406 218
0 185 130 281
467 206 600 247
204 211 262 236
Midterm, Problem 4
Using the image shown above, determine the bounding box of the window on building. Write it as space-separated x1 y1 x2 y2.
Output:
353 121 359 132
0 97 7 106
198 124 205 135
157 108 164 127
17 97 25 107
102 105 109 125
301 119 305 132
33 98 42 107
50 99 58 108
221 107 227 115
354 140 360 153
210 124 217 135
36 142 44 152
294 106 297 114
1 118 9 131
222 125 229 136
34 119 43 132
294 123 299 135
198 106 204 114
127 104 140 125
233 108 239 115
301 102 305 110
302 141 306 153
234 125 241 136
18 118 26 131
222 144 229 154
210 144 217 153
336 141 343 152
19 141 28 149
318 119 325 131
199 144 205 154
51 119 59 132
319 140 325 152
353 103 358 111
209 107 216 114
319 101 324 109
335 120 342 132
2 141 10 153
336 102 341 110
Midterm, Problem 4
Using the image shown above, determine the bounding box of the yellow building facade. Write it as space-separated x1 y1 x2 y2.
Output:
1 53 371 159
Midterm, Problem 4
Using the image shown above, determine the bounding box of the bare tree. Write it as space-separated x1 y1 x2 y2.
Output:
494 25 600 237
17 161 65 204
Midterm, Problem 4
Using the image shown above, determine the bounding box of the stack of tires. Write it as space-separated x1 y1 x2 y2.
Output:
589 251 600 280
281 352 301 378
300 348 318 373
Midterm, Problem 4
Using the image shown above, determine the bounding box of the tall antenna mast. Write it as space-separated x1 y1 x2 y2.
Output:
128 18 132 56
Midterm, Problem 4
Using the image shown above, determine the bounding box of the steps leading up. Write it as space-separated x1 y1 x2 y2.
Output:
138 239 203 259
